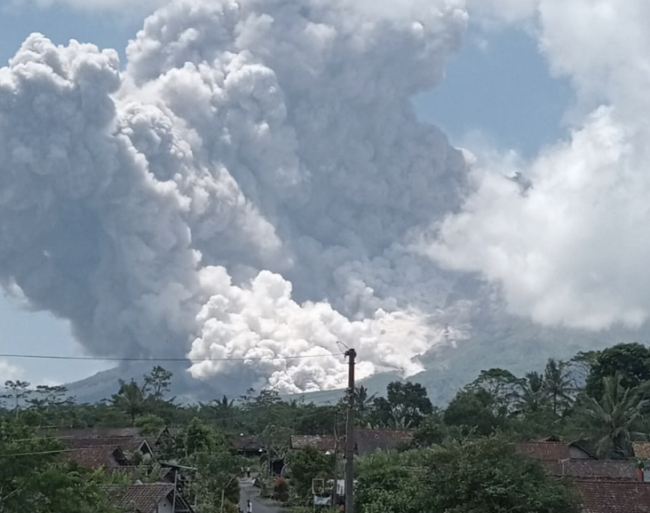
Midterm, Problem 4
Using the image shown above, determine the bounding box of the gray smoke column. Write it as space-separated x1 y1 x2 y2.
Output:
0 0 469 393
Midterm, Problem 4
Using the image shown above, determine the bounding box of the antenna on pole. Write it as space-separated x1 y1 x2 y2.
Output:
344 348 357 513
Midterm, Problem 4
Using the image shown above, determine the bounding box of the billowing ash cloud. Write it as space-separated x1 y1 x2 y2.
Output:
0 0 471 393
430 0 650 331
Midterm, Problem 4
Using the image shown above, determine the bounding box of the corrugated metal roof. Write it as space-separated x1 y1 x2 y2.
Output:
291 435 340 452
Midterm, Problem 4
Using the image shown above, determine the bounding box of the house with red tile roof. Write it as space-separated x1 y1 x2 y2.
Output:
61 444 129 469
515 438 595 461
574 478 650 513
50 428 157 456
544 459 639 481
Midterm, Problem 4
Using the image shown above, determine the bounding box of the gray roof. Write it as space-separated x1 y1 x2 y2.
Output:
102 484 192 513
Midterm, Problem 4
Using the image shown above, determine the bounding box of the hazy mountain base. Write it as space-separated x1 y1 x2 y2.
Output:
65 311 637 406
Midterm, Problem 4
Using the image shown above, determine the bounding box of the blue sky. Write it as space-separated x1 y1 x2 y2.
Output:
0 2 572 386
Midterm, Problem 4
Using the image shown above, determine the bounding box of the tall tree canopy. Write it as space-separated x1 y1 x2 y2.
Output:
586 343 650 398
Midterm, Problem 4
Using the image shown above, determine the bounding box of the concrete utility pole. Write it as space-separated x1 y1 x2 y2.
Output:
331 422 339 508
344 348 357 513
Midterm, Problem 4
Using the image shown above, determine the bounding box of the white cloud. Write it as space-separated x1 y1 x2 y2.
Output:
430 0 650 331
0 359 24 382
15 0 167 9
465 0 539 29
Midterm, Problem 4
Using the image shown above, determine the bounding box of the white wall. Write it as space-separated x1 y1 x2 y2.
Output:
156 497 173 513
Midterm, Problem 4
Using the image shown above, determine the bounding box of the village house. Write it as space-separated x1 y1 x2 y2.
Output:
290 435 340 453
514 437 596 461
50 428 195 512
355 428 414 456
514 436 650 511
574 478 650 513
50 427 168 456
102 483 194 513
543 459 640 481
231 434 265 458
61 444 129 469
289 429 414 457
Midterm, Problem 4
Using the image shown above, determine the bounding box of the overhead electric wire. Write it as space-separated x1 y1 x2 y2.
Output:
0 352 344 362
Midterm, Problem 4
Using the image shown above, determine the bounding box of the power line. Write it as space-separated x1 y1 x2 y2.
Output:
0 352 344 363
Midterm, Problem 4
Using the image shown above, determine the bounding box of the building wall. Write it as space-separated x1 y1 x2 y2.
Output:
157 497 174 513
569 446 592 460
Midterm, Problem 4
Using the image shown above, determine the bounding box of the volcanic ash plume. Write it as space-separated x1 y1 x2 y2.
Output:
0 0 470 393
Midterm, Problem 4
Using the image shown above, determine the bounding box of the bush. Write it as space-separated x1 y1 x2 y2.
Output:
290 508 312 513
259 477 275 498
274 477 290 503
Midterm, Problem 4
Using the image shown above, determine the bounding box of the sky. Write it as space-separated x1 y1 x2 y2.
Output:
0 0 572 387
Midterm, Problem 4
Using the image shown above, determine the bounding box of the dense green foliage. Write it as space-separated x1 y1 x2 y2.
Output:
421 439 581 513
355 440 581 513
285 446 336 503
0 416 118 513
4 342 650 512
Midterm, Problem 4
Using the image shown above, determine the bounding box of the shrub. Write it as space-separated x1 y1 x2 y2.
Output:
274 477 290 502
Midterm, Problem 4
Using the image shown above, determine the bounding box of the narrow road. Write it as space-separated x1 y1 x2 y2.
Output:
238 477 281 513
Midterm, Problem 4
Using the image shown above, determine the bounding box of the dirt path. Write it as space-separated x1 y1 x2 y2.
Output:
238 477 284 513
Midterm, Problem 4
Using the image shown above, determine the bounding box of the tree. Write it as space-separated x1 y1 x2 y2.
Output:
578 374 649 459
2 380 31 412
444 387 503 436
206 395 238 430
181 418 230 458
355 451 421 513
0 416 118 513
143 366 173 401
516 371 547 415
260 424 292 475
355 386 376 412
571 351 600 387
543 359 575 416
585 343 650 398
469 368 522 416
371 382 433 428
286 446 335 503
411 414 447 448
110 379 146 425
133 413 165 436
188 450 241 513
420 438 581 513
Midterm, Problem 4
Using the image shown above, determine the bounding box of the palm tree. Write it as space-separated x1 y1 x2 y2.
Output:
580 374 649 459
517 372 547 414
209 395 236 429
355 386 376 412
544 359 575 416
